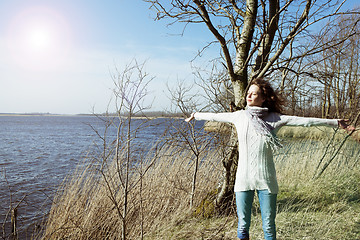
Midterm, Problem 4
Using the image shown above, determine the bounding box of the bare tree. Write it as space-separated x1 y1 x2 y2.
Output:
90 60 160 240
279 13 360 118
312 14 360 119
166 80 216 209
144 0 359 212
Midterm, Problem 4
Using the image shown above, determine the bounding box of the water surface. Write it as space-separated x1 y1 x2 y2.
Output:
0 115 178 238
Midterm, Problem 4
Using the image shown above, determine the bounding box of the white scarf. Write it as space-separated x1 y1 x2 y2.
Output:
245 106 283 150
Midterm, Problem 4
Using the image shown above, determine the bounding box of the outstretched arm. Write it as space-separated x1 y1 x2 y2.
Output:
275 114 356 132
185 111 239 123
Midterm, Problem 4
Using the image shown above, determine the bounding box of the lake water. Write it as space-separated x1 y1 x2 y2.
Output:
0 115 194 239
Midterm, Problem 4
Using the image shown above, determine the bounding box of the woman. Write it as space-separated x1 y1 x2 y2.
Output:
185 78 353 240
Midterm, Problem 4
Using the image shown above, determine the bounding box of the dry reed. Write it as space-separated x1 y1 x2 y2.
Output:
42 144 223 239
42 128 360 240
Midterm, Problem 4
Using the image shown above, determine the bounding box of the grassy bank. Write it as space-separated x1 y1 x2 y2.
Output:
40 128 360 239
277 125 360 142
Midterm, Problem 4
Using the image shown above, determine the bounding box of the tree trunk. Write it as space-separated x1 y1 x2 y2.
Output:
213 73 248 214
214 129 238 215
214 74 248 214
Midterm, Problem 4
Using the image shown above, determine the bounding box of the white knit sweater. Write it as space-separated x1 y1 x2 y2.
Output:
194 108 338 194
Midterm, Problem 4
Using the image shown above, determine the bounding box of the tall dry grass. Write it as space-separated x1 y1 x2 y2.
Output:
41 143 223 239
41 127 360 240
267 129 360 240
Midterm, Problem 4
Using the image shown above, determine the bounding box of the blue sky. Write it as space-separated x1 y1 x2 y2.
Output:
0 0 215 114
0 0 358 114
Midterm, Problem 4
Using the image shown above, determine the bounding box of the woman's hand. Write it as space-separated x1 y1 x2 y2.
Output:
338 119 356 132
185 113 195 122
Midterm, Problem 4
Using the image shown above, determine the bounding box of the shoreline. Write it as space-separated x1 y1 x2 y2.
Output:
0 113 184 119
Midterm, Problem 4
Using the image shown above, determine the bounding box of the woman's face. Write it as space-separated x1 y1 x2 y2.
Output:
247 84 265 107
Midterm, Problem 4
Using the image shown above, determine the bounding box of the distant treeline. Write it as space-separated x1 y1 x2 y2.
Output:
0 111 185 118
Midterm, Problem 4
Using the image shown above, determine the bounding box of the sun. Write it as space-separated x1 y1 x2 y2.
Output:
28 27 52 50
19 23 56 57
6 6 72 71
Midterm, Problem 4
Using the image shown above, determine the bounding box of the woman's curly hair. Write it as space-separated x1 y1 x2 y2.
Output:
250 78 285 113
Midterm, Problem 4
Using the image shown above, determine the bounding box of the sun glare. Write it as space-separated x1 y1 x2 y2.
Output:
6 6 72 71
28 27 52 50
